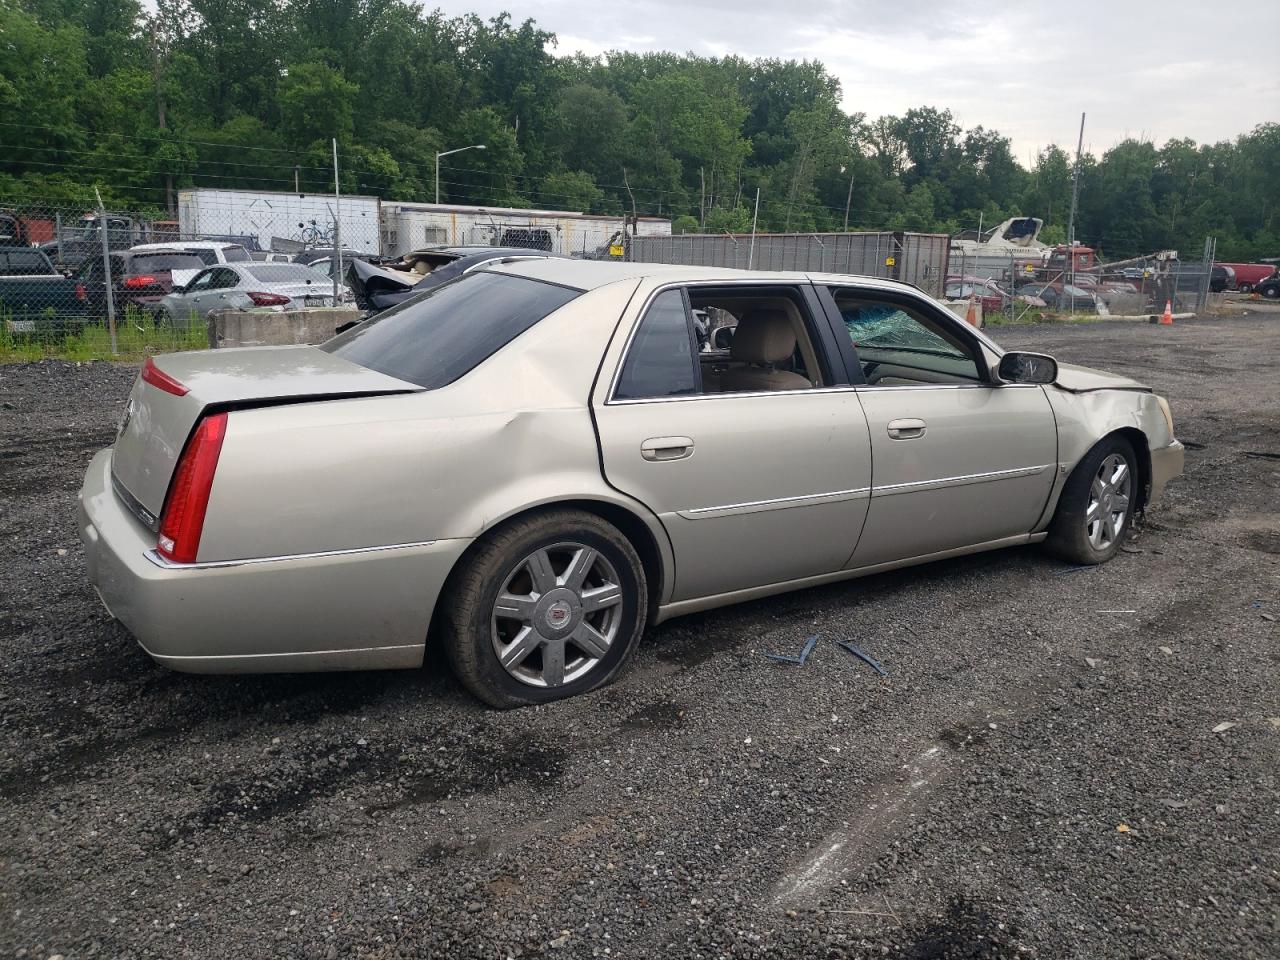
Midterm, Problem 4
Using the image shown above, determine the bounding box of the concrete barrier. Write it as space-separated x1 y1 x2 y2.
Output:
941 299 983 328
207 308 364 349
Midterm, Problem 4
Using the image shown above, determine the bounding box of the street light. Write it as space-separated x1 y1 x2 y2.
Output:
436 144 486 204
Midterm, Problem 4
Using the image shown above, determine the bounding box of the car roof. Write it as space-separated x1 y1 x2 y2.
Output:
130 241 243 251
487 258 927 296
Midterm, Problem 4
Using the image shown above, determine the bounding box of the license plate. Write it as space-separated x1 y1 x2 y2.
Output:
303 296 326 307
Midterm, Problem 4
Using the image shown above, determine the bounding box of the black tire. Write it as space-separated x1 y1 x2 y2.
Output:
440 509 648 708
1045 435 1138 565
1261 284 1280 300
1238 283 1252 294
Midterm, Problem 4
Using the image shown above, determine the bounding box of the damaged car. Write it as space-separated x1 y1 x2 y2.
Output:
80 261 1184 707
347 246 560 315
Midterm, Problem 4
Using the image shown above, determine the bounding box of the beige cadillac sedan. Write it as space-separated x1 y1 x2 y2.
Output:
79 260 1184 706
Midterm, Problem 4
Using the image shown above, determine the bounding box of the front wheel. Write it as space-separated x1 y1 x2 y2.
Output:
1261 285 1280 300
1045 436 1138 565
1238 283 1252 294
441 510 648 708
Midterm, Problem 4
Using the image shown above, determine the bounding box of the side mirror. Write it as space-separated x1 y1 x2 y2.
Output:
713 325 736 350
998 351 1058 385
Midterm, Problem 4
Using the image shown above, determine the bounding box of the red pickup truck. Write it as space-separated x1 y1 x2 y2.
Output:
1216 263 1276 293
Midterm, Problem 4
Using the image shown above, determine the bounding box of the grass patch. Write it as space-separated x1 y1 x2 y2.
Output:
1 308 206 362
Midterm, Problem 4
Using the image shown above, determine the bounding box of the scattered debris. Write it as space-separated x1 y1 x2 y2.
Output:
1055 564 1099 575
1159 646 1174 655
1116 824 1131 833
1085 657 1101 669
763 634 819 666
1262 613 1276 623
1212 722 1237 734
834 639 888 676
1243 451 1280 461
1267 718 1280 729
1097 609 1136 613
1157 798 1189 809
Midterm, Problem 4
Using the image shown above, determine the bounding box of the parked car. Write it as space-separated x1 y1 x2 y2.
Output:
347 246 561 315
153 262 345 321
1216 262 1276 293
0 247 85 332
1257 274 1280 299
292 248 367 267
251 251 295 264
944 277 1004 313
79 260 1185 707
73 250 208 316
1017 281 1100 313
130 240 252 267
36 237 104 273
1209 265 1234 293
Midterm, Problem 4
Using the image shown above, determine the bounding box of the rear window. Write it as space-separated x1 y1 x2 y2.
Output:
222 245 251 262
185 247 218 265
246 264 323 283
130 254 205 273
321 271 581 389
0 250 53 275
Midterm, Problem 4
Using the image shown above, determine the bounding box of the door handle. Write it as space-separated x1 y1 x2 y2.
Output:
887 418 927 440
641 436 694 461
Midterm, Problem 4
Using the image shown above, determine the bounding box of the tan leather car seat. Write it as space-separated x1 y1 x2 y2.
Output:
719 309 811 393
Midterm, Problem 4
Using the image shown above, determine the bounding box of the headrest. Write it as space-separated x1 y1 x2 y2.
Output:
730 309 795 364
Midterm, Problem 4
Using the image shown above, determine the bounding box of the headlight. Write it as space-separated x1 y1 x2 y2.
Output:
1156 395 1175 440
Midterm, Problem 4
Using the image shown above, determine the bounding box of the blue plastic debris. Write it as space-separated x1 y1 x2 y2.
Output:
835 639 888 676
764 634 819 666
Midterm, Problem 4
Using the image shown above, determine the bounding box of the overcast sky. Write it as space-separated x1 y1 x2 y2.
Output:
439 0 1280 166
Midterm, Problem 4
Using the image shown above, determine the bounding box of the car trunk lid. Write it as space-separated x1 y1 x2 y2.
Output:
110 345 422 525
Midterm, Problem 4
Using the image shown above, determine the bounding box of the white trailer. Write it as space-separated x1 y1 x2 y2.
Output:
378 202 670 258
176 189 382 255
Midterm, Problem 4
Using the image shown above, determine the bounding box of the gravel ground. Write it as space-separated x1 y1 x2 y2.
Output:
1 315 1277 959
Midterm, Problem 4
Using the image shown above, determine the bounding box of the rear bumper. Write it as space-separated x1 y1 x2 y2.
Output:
78 449 470 673
1148 439 1184 507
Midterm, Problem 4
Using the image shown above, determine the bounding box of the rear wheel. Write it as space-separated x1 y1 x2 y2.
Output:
441 510 647 708
1238 283 1253 294
1045 436 1138 565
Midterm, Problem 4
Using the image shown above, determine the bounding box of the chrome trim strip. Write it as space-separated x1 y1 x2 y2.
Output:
111 471 159 532
144 539 439 571
678 486 870 520
871 464 1052 497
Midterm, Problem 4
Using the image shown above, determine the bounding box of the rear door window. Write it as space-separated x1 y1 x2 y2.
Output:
221 245 251 262
613 290 698 400
321 271 581 389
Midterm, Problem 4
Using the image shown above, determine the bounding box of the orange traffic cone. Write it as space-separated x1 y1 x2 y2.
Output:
1159 300 1173 325
965 295 979 327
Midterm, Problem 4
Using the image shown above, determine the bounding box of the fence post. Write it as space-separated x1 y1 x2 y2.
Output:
94 187 118 356
332 138 342 306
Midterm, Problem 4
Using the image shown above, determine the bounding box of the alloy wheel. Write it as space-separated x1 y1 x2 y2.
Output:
1086 453 1131 550
490 542 624 688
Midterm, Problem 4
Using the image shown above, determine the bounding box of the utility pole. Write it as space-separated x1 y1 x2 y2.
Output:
1066 111 1086 296
748 188 761 270
699 167 706 231
150 24 174 215
294 166 301 194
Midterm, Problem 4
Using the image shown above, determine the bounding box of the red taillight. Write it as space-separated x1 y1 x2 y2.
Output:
75 283 86 301
141 357 189 396
247 291 291 306
157 412 228 564
122 274 158 289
